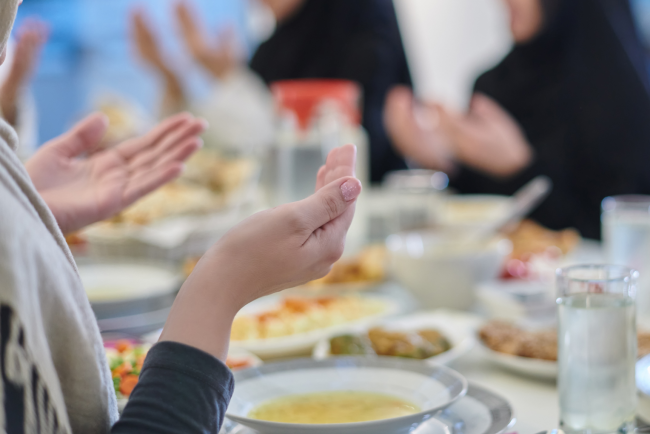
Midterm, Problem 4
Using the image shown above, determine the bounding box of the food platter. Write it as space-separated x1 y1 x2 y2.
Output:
312 311 476 366
229 293 404 359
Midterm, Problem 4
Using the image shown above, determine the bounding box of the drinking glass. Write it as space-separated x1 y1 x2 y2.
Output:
602 196 650 318
557 265 638 434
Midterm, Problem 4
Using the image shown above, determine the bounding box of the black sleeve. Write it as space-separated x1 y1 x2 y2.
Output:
111 342 234 434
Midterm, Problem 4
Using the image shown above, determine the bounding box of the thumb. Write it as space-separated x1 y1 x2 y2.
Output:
296 176 362 233
55 113 109 157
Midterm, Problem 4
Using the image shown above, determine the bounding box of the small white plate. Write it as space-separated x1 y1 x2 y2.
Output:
226 357 468 434
229 294 404 359
312 311 475 365
479 341 557 380
223 382 514 434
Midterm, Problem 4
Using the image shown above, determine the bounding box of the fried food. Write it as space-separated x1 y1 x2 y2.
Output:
508 220 580 260
480 320 650 361
329 327 451 360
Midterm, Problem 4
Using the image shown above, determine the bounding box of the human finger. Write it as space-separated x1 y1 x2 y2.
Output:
114 113 195 160
321 144 357 187
295 176 361 236
51 113 109 157
122 162 185 206
315 165 327 191
127 118 206 171
147 136 203 171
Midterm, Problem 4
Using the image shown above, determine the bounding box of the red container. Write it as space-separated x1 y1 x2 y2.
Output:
270 79 362 131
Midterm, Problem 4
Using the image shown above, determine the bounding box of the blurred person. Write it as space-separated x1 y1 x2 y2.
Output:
385 0 650 239
135 0 412 183
132 5 275 156
0 19 47 159
0 2 362 433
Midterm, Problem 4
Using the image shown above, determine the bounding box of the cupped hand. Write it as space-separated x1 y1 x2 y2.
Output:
25 112 206 234
439 93 533 178
160 144 361 360
0 19 48 125
384 86 456 172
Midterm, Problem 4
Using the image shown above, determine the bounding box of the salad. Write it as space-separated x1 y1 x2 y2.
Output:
105 340 151 399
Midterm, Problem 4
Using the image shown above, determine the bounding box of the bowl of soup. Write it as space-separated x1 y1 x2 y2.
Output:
226 357 468 434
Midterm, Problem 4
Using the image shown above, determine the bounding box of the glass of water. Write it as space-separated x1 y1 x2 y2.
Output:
557 265 638 434
602 196 650 318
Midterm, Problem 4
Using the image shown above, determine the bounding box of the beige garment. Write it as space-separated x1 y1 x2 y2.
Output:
0 118 118 432
0 0 19 59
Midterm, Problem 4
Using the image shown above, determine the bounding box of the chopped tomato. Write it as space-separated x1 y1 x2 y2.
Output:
115 340 132 353
113 361 133 378
120 375 139 397
226 358 252 370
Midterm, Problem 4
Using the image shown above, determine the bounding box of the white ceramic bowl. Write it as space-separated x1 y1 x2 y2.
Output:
387 231 511 310
436 195 514 231
226 357 468 434
312 311 476 366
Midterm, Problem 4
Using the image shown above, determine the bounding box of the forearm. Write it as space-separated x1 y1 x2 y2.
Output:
159 255 247 362
159 67 187 116
112 342 234 434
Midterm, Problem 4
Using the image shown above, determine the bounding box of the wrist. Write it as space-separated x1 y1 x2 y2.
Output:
159 259 249 361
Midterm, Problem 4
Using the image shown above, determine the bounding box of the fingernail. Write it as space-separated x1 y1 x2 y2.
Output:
196 138 204 148
341 178 361 202
199 118 209 130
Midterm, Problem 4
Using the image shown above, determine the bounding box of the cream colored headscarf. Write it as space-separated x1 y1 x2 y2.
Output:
0 0 20 62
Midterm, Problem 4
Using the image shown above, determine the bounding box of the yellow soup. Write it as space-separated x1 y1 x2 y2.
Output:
248 391 420 424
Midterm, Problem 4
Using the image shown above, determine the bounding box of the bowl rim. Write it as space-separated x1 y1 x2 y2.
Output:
226 356 469 429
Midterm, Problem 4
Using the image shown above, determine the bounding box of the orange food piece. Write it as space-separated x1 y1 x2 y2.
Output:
136 354 146 369
120 375 139 397
226 357 252 370
115 340 132 353
113 362 133 377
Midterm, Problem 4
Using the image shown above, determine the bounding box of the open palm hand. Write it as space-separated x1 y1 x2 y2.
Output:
26 112 206 234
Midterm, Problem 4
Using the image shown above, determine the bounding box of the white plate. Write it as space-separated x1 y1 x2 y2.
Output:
226 357 468 434
479 341 557 380
78 263 181 303
223 382 514 434
229 294 403 359
312 311 475 365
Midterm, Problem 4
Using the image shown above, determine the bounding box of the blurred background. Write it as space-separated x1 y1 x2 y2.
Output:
15 0 249 142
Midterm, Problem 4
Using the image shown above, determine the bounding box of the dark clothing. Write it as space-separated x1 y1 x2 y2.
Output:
113 342 234 434
451 0 650 239
250 0 412 183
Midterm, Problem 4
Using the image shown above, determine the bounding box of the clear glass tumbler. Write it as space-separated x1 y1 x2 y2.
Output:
557 265 638 434
602 196 650 318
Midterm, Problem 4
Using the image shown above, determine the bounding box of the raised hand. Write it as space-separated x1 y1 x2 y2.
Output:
175 1 239 80
160 144 361 360
0 19 48 125
439 93 533 178
131 9 186 113
384 86 456 172
25 112 206 234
